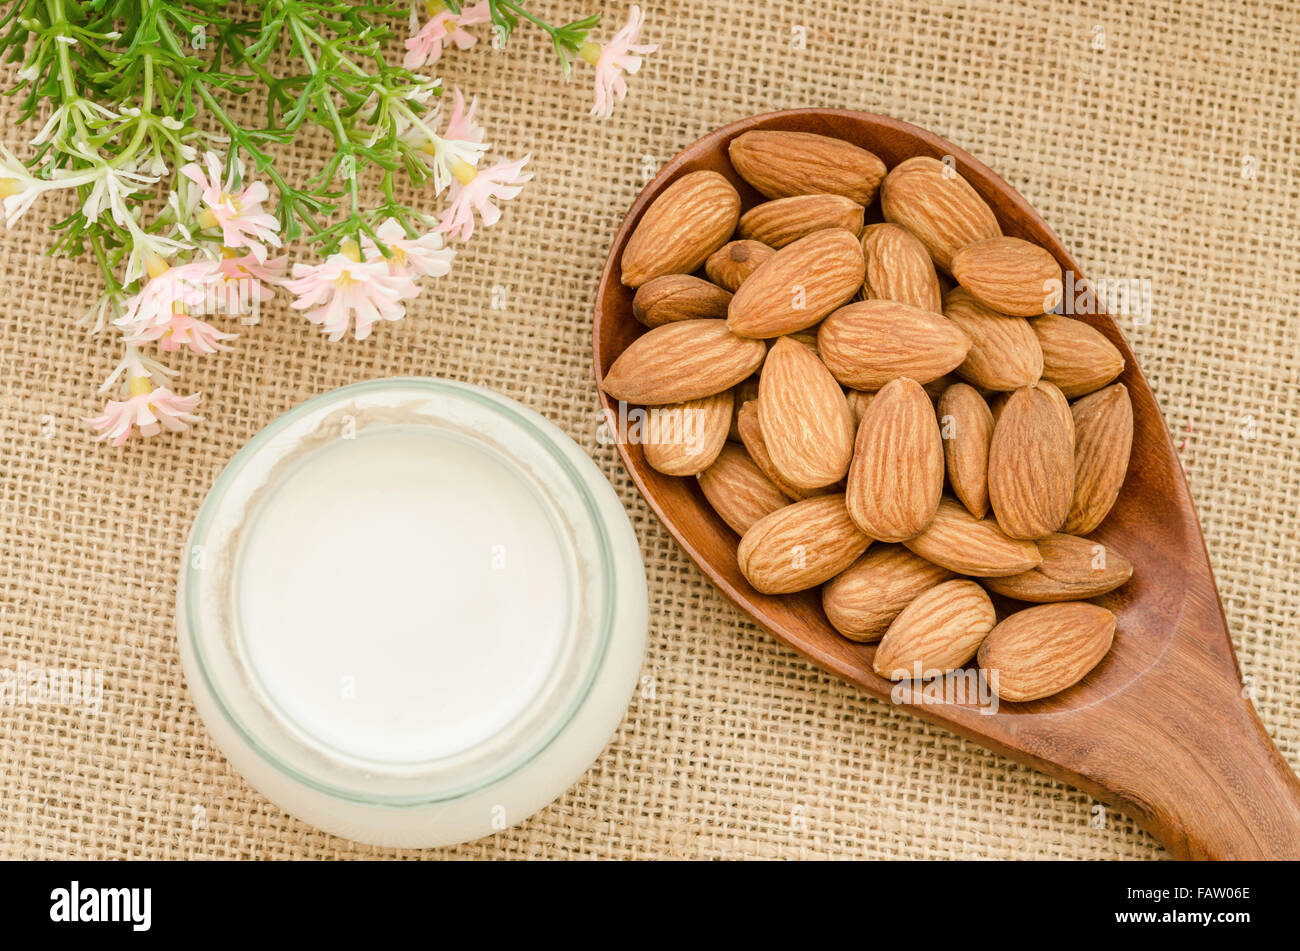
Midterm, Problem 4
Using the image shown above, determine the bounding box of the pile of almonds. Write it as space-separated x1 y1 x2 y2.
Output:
603 129 1135 703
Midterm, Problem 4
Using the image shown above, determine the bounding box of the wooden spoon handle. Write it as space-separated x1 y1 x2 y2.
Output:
1110 690 1300 859
1041 591 1300 859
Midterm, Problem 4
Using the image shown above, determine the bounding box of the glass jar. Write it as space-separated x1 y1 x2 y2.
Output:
177 378 647 848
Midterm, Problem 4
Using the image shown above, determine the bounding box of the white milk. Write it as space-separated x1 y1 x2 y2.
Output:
179 379 647 847
237 427 570 764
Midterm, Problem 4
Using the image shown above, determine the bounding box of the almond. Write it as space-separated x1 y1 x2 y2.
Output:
822 545 955 642
737 494 872 594
780 330 820 356
983 533 1133 602
846 378 943 542
632 274 732 327
817 299 971 389
942 287 1043 390
738 194 864 248
987 385 1075 539
978 602 1116 701
728 130 886 205
1031 314 1125 398
879 156 1001 271
1037 379 1075 443
1064 383 1133 534
937 383 994 519
620 170 741 287
991 381 1073 443
697 442 790 535
642 391 733 476
860 222 943 313
902 497 1043 576
922 373 959 402
845 389 875 426
757 337 856 490
873 580 996 679
602 319 766 405
705 240 774 292
728 377 760 440
988 391 1009 424
736 400 817 500
950 236 1063 316
727 229 865 337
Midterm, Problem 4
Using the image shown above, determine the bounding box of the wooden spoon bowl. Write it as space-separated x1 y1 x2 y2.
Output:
593 109 1300 859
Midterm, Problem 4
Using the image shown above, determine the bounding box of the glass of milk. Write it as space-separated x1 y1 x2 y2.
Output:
178 378 647 847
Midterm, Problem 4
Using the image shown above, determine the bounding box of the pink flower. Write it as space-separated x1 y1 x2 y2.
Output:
403 2 491 69
181 153 282 262
84 386 202 446
284 250 418 342
437 155 532 242
588 6 657 119
116 260 223 332
442 88 485 144
362 218 455 280
218 251 287 307
403 88 490 195
126 312 236 354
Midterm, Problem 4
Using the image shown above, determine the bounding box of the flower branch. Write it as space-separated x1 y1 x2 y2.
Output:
0 0 657 446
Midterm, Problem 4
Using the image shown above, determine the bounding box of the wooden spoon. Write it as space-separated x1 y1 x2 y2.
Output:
592 109 1300 859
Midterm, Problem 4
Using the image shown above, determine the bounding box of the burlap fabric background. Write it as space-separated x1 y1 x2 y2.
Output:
1 0 1296 860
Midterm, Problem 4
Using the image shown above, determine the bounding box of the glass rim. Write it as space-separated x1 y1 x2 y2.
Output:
180 376 618 808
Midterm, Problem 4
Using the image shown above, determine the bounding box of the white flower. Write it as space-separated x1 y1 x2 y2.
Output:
98 346 176 394
180 152 281 261
402 88 489 195
82 288 126 333
121 231 193 287
362 218 455 280
79 165 160 230
1 144 155 232
164 188 203 245
126 311 236 355
0 145 44 226
30 99 118 148
85 385 202 446
586 6 658 119
284 248 418 342
115 259 224 332
437 155 532 241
